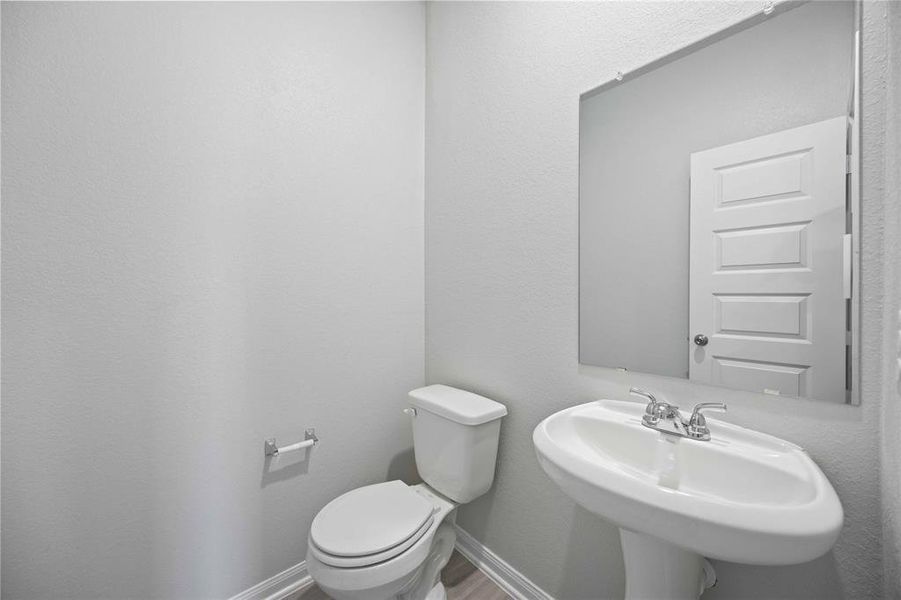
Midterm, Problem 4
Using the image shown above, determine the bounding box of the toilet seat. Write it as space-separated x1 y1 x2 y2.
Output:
306 483 458 599
309 515 435 568
310 481 436 568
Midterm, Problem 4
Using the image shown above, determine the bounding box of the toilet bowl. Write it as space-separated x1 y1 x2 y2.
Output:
306 482 457 600
306 385 507 600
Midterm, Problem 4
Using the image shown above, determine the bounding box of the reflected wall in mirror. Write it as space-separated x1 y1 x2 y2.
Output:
579 1 859 403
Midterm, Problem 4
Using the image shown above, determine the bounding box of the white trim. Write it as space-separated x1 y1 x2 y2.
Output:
453 525 555 600
228 561 313 600
228 527 554 600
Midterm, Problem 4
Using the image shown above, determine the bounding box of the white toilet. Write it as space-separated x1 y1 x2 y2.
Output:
306 384 507 600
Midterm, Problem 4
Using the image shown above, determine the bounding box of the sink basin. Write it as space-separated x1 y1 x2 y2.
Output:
533 399 843 598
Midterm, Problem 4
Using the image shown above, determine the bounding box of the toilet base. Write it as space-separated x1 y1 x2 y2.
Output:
398 522 456 600
423 582 446 600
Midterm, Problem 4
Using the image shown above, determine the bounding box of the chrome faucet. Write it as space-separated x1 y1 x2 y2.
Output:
629 387 726 442
629 387 663 427
686 402 728 441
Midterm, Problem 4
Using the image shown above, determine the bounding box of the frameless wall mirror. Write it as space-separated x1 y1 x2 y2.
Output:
579 1 860 404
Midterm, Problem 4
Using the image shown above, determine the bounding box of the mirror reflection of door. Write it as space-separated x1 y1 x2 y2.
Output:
577 0 859 403
689 117 849 402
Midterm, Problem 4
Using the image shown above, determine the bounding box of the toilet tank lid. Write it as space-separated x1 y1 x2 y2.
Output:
408 385 507 425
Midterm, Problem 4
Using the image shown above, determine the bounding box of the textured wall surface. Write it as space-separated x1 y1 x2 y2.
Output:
2 2 896 599
880 1 901 597
1 3 424 598
426 2 891 598
579 1 854 380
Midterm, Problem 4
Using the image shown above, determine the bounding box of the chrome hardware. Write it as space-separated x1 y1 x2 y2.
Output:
652 402 689 437
630 387 662 426
694 334 709 346
633 388 727 442
687 403 728 441
629 387 656 404
402 407 417 417
655 403 682 420
264 428 318 457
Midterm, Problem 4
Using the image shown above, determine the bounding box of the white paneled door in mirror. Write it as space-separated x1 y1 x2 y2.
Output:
689 117 849 403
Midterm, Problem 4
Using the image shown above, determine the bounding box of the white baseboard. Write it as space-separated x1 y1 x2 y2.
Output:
228 561 313 600
453 525 555 600
229 527 553 600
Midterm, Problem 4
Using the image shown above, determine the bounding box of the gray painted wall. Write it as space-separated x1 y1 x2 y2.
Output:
1 3 424 598
880 1 901 597
579 1 854 378
426 2 892 598
2 2 896 599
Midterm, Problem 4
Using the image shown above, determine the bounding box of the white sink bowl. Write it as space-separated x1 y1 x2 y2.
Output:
533 399 843 597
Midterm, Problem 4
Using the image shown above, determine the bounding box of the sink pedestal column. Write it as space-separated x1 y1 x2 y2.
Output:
620 529 716 599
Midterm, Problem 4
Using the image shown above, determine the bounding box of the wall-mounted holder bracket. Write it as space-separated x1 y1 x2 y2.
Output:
264 428 318 457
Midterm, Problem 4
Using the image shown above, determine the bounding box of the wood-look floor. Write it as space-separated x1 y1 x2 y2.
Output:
293 550 511 600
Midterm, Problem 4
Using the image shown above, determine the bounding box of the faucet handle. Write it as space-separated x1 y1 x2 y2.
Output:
629 387 657 410
688 402 727 439
630 387 662 425
629 387 654 400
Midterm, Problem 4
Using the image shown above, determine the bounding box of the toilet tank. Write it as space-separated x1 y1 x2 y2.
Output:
407 385 507 504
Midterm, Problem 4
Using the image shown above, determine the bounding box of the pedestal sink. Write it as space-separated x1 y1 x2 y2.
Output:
532 399 843 599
